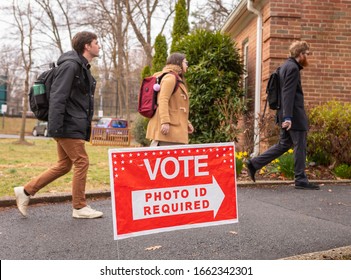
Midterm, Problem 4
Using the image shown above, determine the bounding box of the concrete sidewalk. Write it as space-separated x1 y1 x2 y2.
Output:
1 179 350 207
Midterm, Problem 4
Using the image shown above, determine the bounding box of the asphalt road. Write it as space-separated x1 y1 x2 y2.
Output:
1 184 351 260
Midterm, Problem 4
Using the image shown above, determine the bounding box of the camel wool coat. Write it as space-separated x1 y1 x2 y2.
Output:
146 65 191 144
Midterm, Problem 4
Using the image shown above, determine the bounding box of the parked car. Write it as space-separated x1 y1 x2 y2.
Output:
32 121 48 137
93 118 129 141
95 118 128 128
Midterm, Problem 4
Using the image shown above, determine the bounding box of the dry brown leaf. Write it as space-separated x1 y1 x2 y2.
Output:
145 245 162 251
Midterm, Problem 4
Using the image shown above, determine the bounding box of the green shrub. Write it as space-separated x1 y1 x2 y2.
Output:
151 34 168 74
235 151 248 175
333 164 351 179
307 148 332 166
175 29 246 143
268 149 295 179
235 157 243 175
277 152 295 179
308 101 351 166
131 115 151 147
141 65 151 80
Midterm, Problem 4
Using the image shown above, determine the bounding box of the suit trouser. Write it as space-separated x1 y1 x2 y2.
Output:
250 129 308 185
24 138 89 209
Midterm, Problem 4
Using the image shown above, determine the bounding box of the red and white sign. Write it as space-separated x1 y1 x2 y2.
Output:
109 142 238 240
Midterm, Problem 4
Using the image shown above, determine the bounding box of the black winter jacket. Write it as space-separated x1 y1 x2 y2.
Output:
277 57 308 131
48 51 96 141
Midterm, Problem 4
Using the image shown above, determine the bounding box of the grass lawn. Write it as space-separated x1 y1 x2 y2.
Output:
0 117 38 135
0 138 116 198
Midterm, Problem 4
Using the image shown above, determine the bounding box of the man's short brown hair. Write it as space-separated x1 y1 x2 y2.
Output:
289 40 310 58
72 31 97 54
289 41 310 57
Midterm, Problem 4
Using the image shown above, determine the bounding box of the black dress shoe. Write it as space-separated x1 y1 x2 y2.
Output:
246 160 256 182
295 182 320 190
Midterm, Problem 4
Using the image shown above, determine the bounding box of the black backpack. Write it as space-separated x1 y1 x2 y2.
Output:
262 67 281 119
29 63 56 121
29 60 81 121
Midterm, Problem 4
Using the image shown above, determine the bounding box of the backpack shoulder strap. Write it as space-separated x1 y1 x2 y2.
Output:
158 71 181 94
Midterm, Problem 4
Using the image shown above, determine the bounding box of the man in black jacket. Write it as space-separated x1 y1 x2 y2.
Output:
14 31 104 218
247 40 319 190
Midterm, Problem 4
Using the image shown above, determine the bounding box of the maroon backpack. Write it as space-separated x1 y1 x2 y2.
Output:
137 72 180 118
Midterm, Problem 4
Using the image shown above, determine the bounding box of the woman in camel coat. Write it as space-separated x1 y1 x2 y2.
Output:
146 52 194 146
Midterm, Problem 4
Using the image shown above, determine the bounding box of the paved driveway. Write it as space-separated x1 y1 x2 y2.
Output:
1 184 350 260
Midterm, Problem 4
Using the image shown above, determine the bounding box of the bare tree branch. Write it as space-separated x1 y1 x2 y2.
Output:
35 0 63 53
12 0 37 143
191 0 238 31
56 0 73 42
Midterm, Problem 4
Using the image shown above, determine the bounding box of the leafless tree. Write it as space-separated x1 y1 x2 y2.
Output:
34 0 75 54
12 0 38 144
34 0 63 53
123 0 175 67
77 0 129 119
2 0 211 125
0 46 23 117
191 0 238 31
77 0 168 121
56 0 73 40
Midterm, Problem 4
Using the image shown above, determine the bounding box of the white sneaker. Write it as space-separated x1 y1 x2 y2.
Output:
14 186 30 217
72 205 103 219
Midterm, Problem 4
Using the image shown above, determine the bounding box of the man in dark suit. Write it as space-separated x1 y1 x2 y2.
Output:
247 40 319 190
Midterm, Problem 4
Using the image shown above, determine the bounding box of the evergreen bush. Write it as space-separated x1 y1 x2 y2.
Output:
171 0 189 53
175 29 246 143
308 101 351 166
151 34 168 74
141 65 151 80
132 115 151 147
333 164 351 179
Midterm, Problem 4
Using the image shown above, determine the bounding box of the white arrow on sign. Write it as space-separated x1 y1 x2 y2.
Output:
132 176 225 220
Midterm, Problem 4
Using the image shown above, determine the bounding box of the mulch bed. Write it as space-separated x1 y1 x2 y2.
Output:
238 164 337 181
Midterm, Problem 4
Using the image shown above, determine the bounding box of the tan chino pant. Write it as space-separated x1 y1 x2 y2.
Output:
24 138 89 209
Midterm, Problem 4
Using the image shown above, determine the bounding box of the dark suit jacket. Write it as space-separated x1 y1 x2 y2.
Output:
277 57 308 131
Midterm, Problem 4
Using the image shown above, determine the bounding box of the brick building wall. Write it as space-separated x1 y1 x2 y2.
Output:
265 0 351 107
223 0 351 152
229 12 259 151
